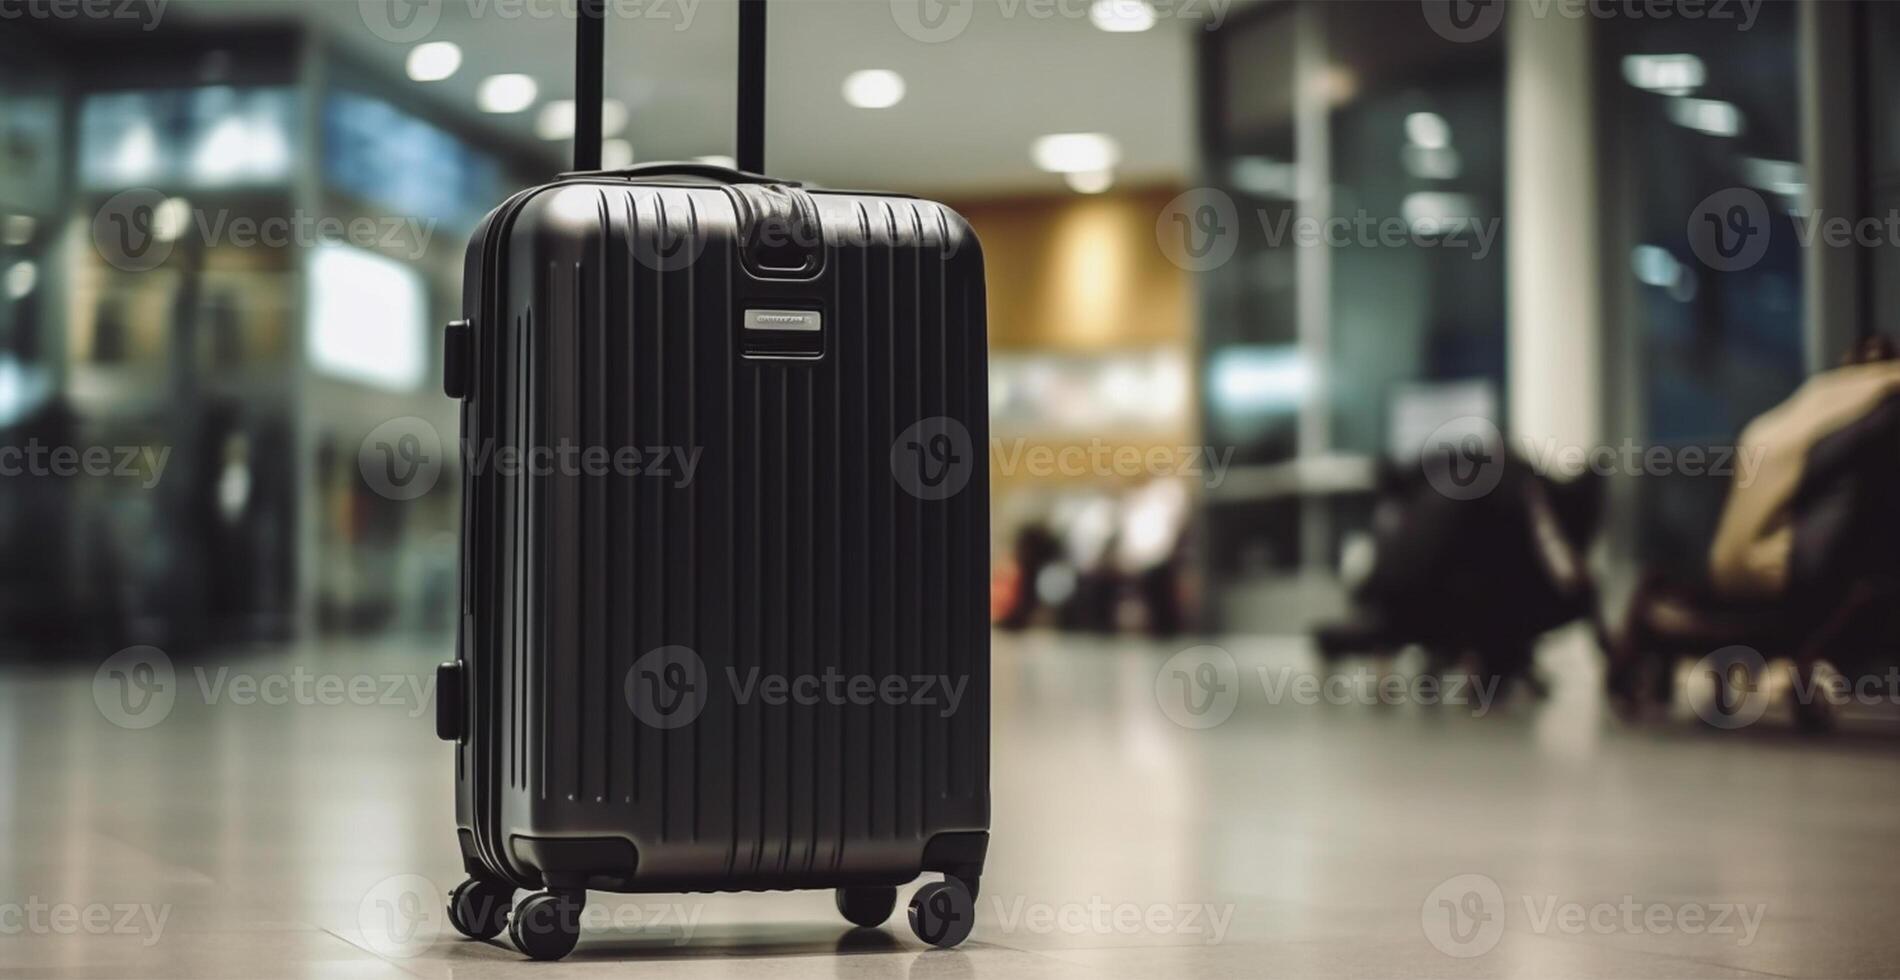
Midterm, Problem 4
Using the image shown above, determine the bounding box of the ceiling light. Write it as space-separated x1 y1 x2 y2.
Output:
477 74 538 114
696 154 737 169
2 215 35 247
1065 169 1115 194
842 69 905 109
1089 0 1156 32
1667 97 1742 137
1622 53 1705 95
1032 133 1121 174
5 261 36 301
152 197 192 243
1404 111 1450 150
406 42 461 82
535 98 629 140
602 139 635 170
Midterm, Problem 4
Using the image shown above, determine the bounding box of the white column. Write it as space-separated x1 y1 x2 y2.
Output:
1800 0 1860 371
1506 7 1602 463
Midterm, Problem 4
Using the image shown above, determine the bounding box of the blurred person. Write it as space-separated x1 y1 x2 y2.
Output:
1611 336 1900 727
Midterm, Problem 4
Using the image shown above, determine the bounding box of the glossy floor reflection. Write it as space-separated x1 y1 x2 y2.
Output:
4 630 1900 978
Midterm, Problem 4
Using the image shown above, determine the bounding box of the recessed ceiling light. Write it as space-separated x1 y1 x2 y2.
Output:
536 101 574 140
1668 97 1742 137
696 154 738 169
1089 0 1156 32
1065 169 1115 194
406 42 461 82
537 99 632 140
842 69 905 109
1031 133 1121 173
602 138 635 169
1403 111 1450 150
1622 53 1705 95
477 74 538 114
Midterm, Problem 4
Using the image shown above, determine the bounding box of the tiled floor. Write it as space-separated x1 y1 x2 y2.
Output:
4 629 1900 978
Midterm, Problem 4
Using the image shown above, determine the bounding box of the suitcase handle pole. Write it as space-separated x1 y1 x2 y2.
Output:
574 0 604 171
573 0 768 175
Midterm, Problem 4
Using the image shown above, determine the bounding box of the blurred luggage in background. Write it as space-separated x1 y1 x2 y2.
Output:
1314 444 1607 703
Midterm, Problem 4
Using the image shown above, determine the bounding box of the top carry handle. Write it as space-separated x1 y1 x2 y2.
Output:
574 0 767 174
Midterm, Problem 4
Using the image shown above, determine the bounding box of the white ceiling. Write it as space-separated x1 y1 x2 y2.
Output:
175 0 1205 196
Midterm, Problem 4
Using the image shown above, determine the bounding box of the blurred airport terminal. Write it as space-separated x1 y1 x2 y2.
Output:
5 1 1900 977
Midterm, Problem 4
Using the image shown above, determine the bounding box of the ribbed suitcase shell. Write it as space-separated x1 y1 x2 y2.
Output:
450 176 990 894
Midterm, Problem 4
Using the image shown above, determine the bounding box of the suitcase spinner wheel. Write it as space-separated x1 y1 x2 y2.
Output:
445 877 512 941
508 890 584 961
836 886 898 928
907 879 977 949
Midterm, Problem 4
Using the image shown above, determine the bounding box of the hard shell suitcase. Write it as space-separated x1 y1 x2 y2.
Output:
434 1 990 961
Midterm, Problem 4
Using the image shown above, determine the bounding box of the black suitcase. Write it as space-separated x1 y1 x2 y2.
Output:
434 1 990 961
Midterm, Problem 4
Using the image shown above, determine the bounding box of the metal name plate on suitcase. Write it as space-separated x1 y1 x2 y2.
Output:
433 1 990 962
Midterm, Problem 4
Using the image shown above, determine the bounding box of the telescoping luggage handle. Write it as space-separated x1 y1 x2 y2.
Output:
571 0 768 176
